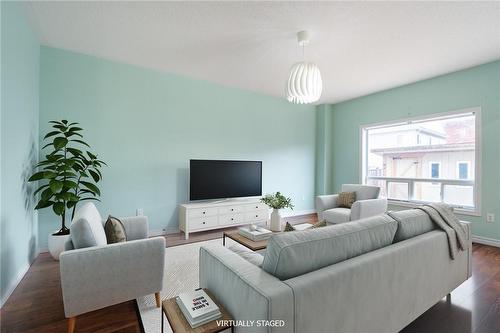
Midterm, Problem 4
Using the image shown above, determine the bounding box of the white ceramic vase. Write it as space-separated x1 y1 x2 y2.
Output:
270 209 282 232
48 231 71 261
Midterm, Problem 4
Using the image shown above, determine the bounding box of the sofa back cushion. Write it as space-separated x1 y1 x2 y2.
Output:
341 184 380 200
70 202 107 249
262 214 398 280
390 209 437 242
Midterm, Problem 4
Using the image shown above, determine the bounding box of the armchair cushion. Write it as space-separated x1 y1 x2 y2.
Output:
337 191 356 208
70 202 107 249
104 216 127 244
342 184 380 201
323 208 351 224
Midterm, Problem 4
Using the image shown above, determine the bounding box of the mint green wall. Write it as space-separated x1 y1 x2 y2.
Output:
1 2 40 304
39 47 316 248
319 60 500 240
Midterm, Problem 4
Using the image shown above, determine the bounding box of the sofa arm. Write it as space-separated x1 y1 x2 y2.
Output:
60 237 165 318
120 216 149 240
350 198 387 220
199 245 293 333
316 194 339 220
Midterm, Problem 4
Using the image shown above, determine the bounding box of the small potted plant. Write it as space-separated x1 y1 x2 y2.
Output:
28 120 106 260
261 192 294 231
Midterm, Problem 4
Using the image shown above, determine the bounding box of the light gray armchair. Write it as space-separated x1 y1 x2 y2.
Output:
60 203 165 333
316 184 387 224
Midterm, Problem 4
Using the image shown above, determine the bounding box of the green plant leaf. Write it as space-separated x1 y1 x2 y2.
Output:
70 139 90 147
88 169 100 182
53 124 67 132
44 131 60 139
81 181 100 196
52 202 65 215
86 151 97 160
33 184 50 196
28 171 46 181
68 126 83 132
63 180 78 189
49 120 63 125
61 120 68 124
35 200 53 210
41 142 53 150
41 188 53 200
67 148 82 156
43 171 57 179
53 137 68 150
49 179 63 193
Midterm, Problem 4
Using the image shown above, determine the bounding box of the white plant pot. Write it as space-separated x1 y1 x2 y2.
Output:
270 209 282 232
48 231 71 261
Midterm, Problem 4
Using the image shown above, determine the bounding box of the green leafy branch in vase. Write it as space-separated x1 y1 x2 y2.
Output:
260 192 294 210
28 120 106 235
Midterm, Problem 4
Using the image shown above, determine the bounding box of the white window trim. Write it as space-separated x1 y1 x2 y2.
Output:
456 161 471 180
359 107 481 217
429 162 441 179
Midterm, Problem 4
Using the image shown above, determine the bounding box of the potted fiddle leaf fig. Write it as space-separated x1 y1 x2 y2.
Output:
28 120 106 259
261 192 294 232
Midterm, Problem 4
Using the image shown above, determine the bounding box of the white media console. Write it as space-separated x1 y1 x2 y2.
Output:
179 199 269 239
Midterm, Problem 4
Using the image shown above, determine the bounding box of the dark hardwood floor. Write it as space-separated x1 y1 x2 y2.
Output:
1 214 499 333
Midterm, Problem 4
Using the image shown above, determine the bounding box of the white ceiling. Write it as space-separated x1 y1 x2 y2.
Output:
24 1 500 104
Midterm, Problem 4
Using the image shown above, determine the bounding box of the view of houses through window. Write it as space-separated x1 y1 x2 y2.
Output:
362 110 477 211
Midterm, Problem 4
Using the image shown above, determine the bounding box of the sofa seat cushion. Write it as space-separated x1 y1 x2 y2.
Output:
389 209 437 242
262 214 398 280
228 243 264 267
70 202 107 249
323 208 351 223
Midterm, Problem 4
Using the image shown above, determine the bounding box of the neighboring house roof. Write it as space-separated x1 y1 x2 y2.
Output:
371 142 475 155
371 126 446 139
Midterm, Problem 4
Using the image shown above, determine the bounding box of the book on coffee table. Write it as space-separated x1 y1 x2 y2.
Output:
175 289 222 328
238 227 272 241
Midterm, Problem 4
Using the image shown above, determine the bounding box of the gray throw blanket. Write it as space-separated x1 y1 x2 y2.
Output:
416 203 468 259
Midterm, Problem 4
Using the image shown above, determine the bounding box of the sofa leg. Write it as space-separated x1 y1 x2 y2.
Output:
155 292 161 308
68 317 76 333
446 293 451 302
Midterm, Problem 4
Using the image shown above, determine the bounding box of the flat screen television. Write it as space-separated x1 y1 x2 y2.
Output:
189 159 262 201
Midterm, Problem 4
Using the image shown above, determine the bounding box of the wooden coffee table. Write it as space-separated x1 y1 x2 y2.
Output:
162 288 233 333
222 230 275 251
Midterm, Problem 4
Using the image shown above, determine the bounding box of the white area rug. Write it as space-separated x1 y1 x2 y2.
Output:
136 238 228 333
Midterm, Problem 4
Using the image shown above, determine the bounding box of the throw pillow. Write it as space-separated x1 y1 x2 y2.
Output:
337 191 356 208
104 215 127 244
313 220 327 228
284 222 295 232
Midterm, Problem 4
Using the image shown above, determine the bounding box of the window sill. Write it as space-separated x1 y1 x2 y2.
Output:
387 200 480 217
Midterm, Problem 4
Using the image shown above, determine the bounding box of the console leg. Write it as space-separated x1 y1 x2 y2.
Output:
185 230 189 240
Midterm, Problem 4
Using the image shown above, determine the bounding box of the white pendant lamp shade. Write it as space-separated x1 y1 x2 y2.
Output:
285 31 323 104
286 62 323 104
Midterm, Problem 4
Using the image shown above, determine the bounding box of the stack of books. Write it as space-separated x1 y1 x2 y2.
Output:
176 289 221 328
238 226 272 241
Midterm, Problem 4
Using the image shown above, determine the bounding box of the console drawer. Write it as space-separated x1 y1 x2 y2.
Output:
189 207 218 218
245 203 268 212
218 205 244 215
245 210 269 222
190 216 218 230
219 213 245 225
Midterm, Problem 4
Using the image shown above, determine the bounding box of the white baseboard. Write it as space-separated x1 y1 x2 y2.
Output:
472 235 500 248
0 263 30 308
281 209 317 218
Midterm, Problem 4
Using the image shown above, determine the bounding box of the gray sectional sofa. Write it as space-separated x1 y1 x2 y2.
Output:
199 209 471 333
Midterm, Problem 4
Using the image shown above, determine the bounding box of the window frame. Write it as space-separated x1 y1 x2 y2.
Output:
359 107 481 216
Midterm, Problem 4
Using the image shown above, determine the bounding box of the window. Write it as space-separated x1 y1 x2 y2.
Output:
430 162 440 179
361 108 480 215
457 162 470 180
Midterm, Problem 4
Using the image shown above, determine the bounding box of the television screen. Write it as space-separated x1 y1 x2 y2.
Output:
189 160 262 201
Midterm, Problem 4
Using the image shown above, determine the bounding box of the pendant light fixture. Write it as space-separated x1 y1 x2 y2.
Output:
285 31 323 104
